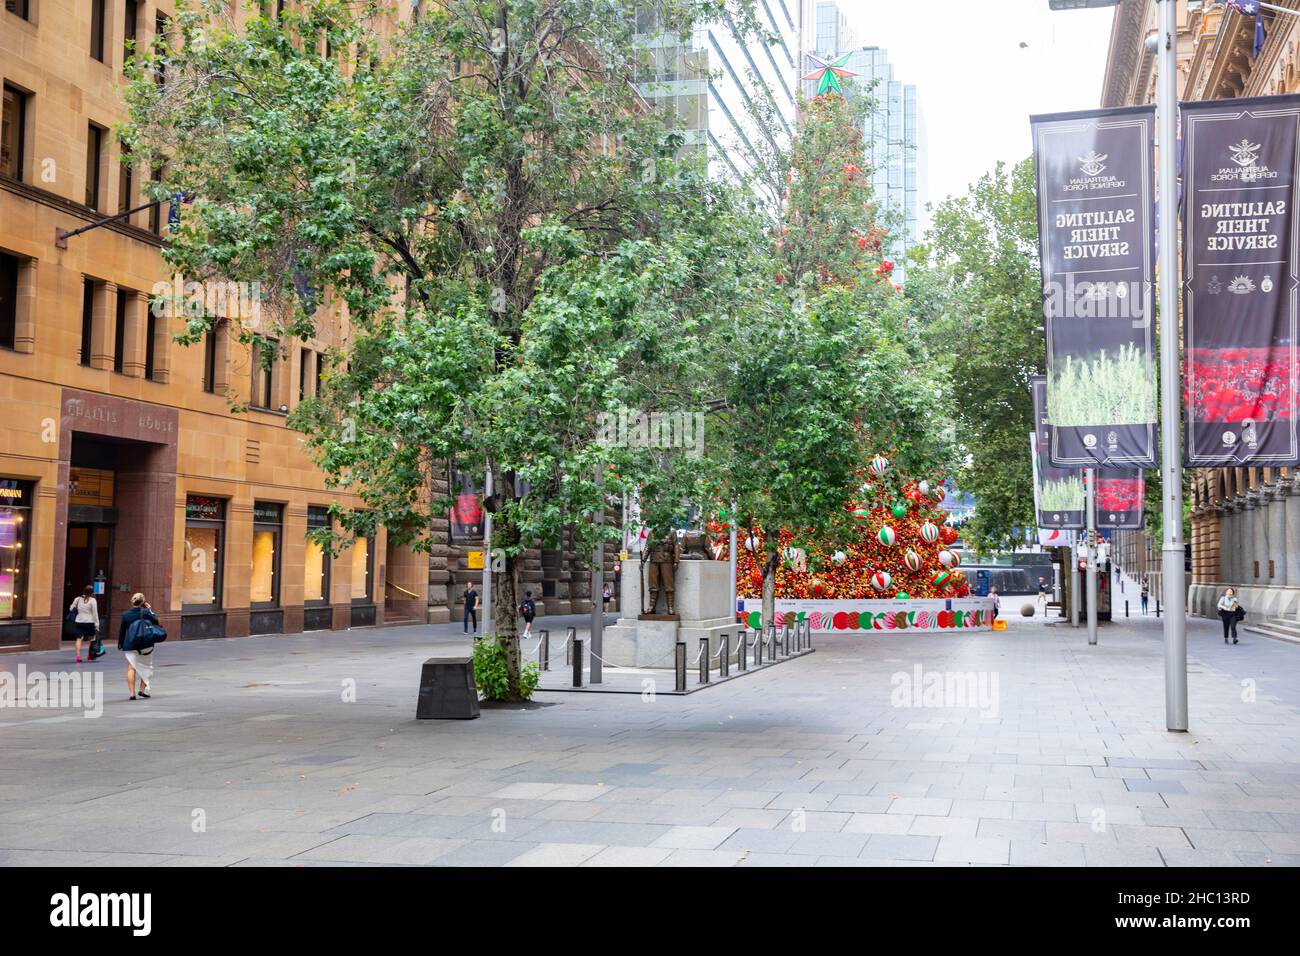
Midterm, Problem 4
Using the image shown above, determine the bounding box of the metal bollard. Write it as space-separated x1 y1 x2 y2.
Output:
756 626 764 666
675 642 686 692
540 629 550 671
699 638 710 684
1156 599 1161 618
572 639 583 687
738 629 748 671
564 626 576 665
1125 601 1129 619
782 622 791 657
720 632 730 677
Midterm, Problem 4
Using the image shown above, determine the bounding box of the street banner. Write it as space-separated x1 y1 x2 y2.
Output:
1031 105 1158 467
1031 376 1084 528
1094 469 1144 530
1182 94 1300 466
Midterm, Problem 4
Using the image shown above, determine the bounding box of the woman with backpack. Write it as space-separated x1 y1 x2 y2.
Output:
118 592 162 700
68 585 100 663
519 590 536 638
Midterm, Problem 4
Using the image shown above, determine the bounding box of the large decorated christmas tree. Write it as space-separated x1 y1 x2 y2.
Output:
710 455 968 600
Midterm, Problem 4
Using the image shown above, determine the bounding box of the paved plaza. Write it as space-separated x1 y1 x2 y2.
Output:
2 603 1299 867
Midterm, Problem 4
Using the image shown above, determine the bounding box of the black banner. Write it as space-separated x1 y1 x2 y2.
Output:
1032 105 1158 467
1031 375 1084 528
1094 470 1144 530
1183 94 1300 466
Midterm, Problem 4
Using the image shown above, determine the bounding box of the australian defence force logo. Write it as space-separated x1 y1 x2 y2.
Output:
1064 150 1124 193
1212 139 1277 184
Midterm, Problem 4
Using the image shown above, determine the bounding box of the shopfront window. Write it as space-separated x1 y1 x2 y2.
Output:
251 501 282 607
0 479 32 620
351 530 374 604
183 494 224 609
305 505 330 605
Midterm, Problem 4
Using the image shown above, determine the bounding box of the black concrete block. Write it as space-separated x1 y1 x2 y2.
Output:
416 657 480 719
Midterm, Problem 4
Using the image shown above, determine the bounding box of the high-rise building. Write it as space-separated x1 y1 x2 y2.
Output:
805 4 926 280
634 2 805 183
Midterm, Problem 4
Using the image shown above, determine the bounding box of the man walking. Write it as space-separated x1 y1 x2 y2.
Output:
1036 576 1048 613
463 581 479 635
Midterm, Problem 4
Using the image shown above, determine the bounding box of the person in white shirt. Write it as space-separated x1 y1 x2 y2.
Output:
1217 587 1241 645
69 585 99 663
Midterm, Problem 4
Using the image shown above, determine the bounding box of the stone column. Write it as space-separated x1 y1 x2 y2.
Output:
1221 502 1237 586
90 281 118 370
1268 484 1288 586
1246 491 1263 585
120 290 149 378
1287 476 1300 586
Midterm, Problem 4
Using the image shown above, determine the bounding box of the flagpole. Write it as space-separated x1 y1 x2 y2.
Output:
1157 0 1188 732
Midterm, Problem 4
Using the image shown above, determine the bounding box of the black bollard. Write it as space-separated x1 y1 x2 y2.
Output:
738 629 748 671
756 626 764 666
699 637 710 684
572 639 583 687
1156 599 1161 618
540 629 550 671
782 622 791 657
1125 601 1129 619
675 642 686 692
720 632 730 677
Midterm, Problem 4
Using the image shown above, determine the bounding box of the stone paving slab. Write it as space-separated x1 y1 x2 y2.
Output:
2 610 1300 865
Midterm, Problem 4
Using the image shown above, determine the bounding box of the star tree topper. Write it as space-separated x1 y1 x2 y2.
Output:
802 53 857 96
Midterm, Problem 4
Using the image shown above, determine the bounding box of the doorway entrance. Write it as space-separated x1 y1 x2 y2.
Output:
62 524 113 640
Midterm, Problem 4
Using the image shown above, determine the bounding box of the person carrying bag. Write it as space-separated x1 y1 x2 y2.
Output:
119 592 166 700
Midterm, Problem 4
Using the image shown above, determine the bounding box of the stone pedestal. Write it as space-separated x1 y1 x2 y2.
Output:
603 559 735 670
416 657 480 719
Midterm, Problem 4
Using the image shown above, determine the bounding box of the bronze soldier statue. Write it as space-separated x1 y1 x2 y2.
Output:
643 530 682 616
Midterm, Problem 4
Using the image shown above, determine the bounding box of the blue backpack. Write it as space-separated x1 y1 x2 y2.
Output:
125 611 167 651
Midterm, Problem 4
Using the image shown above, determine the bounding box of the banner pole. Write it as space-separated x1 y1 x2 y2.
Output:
1086 467 1098 646
1157 0 1188 731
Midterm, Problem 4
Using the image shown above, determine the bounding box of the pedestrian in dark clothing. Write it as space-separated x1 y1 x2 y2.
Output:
118 593 161 700
1217 587 1242 645
519 590 536 638
1140 580 1149 615
463 583 478 634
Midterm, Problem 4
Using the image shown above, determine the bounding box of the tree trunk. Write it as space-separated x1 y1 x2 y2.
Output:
494 529 523 700
761 540 779 634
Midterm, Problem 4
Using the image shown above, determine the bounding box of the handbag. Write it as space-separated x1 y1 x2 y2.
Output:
63 608 80 638
125 611 167 651
1235 606 1246 622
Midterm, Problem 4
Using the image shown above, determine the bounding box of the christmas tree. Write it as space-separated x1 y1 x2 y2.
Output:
710 455 968 601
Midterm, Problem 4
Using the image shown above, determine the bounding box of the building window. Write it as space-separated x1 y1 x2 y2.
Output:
183 495 225 610
251 338 275 409
5 0 31 21
118 145 134 215
86 123 105 210
113 290 127 373
202 325 218 392
251 501 282 607
144 306 157 380
0 479 31 621
1 84 27 181
124 0 139 65
351 531 374 604
80 279 95 366
91 0 107 62
0 251 17 350
148 167 164 233
299 347 311 401
154 13 170 87
305 506 331 605
314 350 323 397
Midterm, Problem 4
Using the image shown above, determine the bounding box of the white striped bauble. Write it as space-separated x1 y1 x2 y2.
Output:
920 521 940 543
877 526 896 546
831 550 847 565
938 549 957 568
869 454 889 475
871 570 892 591
904 549 922 572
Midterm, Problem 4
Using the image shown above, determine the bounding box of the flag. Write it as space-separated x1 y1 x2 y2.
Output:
167 192 184 229
1227 0 1266 58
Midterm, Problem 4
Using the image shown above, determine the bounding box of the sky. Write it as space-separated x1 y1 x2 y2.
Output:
835 0 1117 223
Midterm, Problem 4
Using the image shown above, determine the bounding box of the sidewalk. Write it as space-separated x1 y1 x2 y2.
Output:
1 610 1298 867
